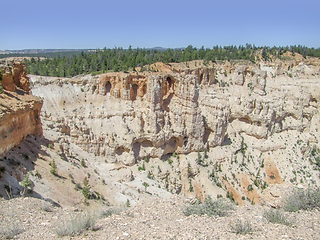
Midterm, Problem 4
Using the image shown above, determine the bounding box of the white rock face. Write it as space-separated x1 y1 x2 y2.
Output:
30 61 320 164
31 72 207 165
29 58 320 204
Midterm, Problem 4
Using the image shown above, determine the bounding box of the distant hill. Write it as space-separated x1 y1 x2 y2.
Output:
0 49 91 54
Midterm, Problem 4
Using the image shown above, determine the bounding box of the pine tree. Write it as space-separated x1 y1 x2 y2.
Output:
50 160 57 176
82 177 91 199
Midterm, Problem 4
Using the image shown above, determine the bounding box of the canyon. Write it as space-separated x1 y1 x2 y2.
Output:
1 53 320 209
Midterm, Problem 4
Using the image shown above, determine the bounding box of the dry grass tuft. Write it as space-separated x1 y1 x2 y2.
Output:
55 212 97 237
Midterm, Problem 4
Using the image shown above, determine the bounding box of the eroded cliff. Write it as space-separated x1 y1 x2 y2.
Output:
29 54 320 205
0 60 43 156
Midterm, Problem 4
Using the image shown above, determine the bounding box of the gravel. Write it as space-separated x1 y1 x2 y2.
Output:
0 196 320 239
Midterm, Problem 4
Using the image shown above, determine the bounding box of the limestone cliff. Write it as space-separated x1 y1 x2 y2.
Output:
30 55 320 205
0 60 42 156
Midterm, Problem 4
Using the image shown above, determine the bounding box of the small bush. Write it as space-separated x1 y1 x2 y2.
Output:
99 209 114 218
74 183 82 190
99 207 123 218
283 187 320 212
263 209 292 226
126 199 131 207
80 159 86 168
41 201 53 212
230 219 254 235
82 177 91 199
55 212 96 237
50 160 57 176
0 225 23 239
19 173 33 196
183 197 234 217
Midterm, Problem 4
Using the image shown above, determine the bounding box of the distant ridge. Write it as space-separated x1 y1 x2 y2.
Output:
151 47 167 51
0 47 178 54
0 49 91 54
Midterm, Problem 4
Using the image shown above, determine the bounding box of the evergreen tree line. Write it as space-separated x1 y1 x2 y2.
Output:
23 45 320 78
0 50 86 60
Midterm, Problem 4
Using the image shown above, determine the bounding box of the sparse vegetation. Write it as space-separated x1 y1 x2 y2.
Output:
0 224 23 239
283 187 320 212
55 212 97 237
187 163 193 178
50 160 57 176
75 183 82 190
196 151 207 167
247 184 254 191
263 209 292 226
19 173 33 196
81 159 86 168
98 207 123 218
183 197 234 217
142 182 149 192
35 170 41 179
138 162 146 171
126 199 131 208
226 191 235 202
41 201 53 212
230 219 254 235
189 179 194 192
82 177 91 199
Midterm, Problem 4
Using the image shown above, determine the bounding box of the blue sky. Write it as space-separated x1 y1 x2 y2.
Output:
1 0 319 50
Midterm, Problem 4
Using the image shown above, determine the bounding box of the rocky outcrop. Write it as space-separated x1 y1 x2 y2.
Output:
0 61 42 156
0 60 30 92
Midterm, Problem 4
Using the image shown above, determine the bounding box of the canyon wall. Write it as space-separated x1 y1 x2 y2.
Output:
0 60 43 156
30 56 320 204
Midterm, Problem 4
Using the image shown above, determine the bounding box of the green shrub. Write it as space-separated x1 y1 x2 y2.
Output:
81 159 86 168
283 187 320 212
50 160 57 176
82 177 91 199
142 182 149 192
183 197 234 217
263 209 292 226
189 179 194 192
19 173 33 196
138 162 146 171
126 199 131 208
230 219 254 235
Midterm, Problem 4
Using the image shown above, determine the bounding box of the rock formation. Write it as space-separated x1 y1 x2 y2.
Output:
28 55 320 205
1 60 30 92
0 60 42 156
1 54 320 207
